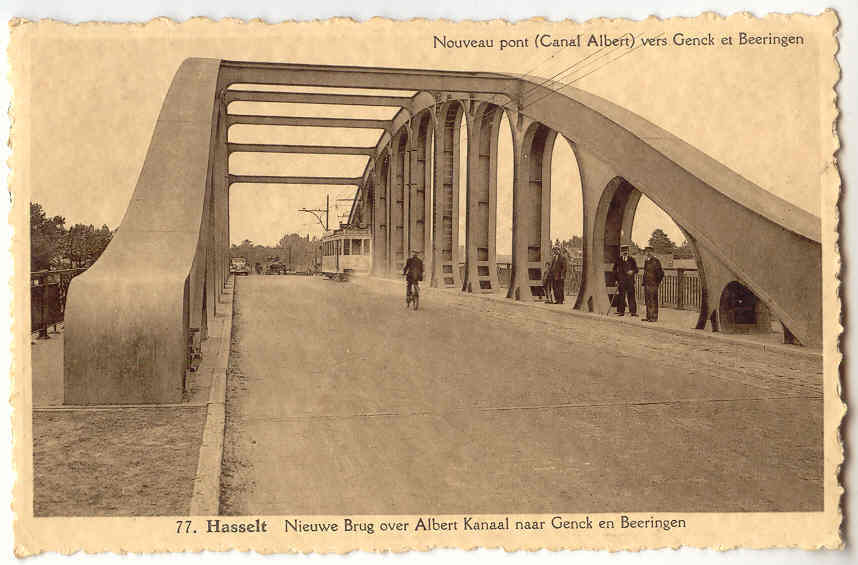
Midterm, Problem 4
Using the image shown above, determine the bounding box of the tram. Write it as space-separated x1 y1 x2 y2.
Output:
319 226 372 280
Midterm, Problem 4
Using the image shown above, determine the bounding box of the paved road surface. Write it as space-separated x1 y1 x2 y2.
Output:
219 275 822 514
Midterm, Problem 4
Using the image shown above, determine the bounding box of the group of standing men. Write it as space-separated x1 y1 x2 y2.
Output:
541 244 665 322
612 245 665 322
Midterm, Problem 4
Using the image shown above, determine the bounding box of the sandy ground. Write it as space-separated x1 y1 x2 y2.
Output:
33 407 206 516
219 275 822 515
31 326 209 516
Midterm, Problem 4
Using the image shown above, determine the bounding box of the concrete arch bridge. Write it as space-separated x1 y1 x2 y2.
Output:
63 59 822 404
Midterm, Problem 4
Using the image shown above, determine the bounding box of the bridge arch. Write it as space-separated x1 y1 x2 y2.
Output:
580 175 716 328
506 120 556 300
395 83 820 344
718 281 773 336
580 176 629 313
63 59 822 404
548 137 584 299
371 152 390 275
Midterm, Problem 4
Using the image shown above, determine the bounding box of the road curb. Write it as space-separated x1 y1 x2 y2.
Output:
189 276 234 515
366 276 821 361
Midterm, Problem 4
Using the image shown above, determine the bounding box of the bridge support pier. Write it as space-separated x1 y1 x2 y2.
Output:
408 115 433 275
506 111 555 301
568 143 617 314
431 102 464 289
372 156 389 276
390 131 409 275
462 102 502 293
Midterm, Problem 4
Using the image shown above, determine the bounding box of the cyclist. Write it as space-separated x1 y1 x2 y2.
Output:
403 250 424 306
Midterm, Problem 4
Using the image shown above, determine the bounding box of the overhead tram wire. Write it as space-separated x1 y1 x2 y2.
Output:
517 34 649 99
520 32 664 112
518 31 648 99
518 43 616 99
502 34 644 115
478 42 624 120
563 32 664 86
485 42 579 107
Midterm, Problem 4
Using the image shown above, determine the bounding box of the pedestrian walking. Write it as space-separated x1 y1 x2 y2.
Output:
642 246 665 322
612 245 638 316
542 261 554 303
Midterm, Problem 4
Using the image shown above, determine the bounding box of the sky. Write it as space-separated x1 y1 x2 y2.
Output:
227 108 680 251
19 17 825 252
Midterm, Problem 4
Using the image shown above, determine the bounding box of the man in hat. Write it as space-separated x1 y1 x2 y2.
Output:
552 246 569 305
642 246 665 322
403 250 424 303
612 245 638 316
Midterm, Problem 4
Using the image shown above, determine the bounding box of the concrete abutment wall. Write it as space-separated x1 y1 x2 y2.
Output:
64 58 226 404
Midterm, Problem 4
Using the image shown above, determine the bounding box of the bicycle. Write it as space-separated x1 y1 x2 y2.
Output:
405 280 420 311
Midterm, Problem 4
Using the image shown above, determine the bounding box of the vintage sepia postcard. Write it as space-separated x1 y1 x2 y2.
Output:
9 11 842 554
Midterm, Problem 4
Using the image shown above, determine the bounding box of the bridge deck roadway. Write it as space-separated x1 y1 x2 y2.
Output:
219 275 822 515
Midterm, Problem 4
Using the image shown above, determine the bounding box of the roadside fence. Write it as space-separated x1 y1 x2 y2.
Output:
31 268 87 338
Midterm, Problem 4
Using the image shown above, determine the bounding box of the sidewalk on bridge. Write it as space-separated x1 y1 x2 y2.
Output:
363 276 821 359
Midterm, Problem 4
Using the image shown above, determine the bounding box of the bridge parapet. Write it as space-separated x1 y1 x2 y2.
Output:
64 58 224 404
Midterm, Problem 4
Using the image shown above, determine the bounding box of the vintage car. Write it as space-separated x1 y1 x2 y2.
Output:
265 262 286 275
229 256 250 276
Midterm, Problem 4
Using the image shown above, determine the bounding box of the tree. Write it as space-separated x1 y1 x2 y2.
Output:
61 223 113 268
30 202 66 270
31 202 113 271
277 232 318 269
86 224 112 265
230 234 321 271
647 228 677 256
65 224 92 268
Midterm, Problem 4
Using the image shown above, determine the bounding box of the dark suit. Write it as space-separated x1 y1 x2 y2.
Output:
613 256 638 315
542 266 554 302
552 253 569 304
643 256 664 321
403 256 424 299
